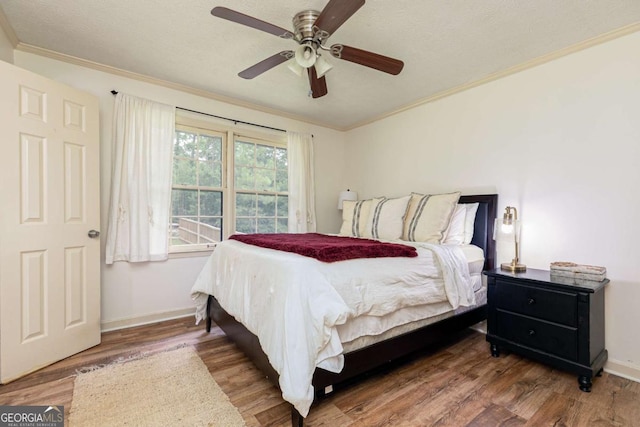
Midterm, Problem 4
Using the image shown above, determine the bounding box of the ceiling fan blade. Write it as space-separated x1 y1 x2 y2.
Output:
238 51 293 79
211 7 294 39
330 44 404 75
307 67 328 98
313 0 365 37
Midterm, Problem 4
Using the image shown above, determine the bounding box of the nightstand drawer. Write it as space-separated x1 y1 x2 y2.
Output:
497 310 578 361
495 281 577 327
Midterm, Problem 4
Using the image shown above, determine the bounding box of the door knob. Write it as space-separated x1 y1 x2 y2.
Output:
88 230 100 238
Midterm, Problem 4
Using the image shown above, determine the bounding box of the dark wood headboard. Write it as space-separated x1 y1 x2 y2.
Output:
459 194 497 271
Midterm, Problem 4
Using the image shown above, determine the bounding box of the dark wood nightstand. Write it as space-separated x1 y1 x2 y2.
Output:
484 268 608 392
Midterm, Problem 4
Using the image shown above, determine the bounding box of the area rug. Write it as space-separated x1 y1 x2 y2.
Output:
69 346 246 426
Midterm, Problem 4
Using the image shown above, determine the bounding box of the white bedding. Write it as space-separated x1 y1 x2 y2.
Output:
342 284 487 352
190 239 478 417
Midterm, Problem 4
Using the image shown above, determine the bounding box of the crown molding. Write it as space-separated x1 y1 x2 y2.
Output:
0 6 19 47
14 43 343 131
345 22 640 131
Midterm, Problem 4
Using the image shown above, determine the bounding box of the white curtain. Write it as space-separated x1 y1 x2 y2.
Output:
105 93 176 264
287 132 317 233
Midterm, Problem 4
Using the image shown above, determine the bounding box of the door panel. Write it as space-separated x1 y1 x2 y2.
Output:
0 60 101 383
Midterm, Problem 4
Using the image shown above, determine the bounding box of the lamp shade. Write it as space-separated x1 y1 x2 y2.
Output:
314 55 333 78
338 189 358 210
287 59 304 77
294 43 317 68
493 218 521 242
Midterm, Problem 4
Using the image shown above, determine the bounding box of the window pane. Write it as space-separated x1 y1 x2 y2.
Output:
171 216 198 245
235 193 255 216
236 218 256 234
172 189 198 216
277 218 288 233
256 144 275 168
257 218 276 233
255 168 275 192
175 131 197 157
276 170 288 192
199 161 216 187
277 195 288 218
200 191 222 216
257 194 276 217
212 163 222 187
198 135 222 161
276 147 287 169
235 141 254 166
235 166 255 190
200 217 222 228
173 158 197 185
198 220 222 243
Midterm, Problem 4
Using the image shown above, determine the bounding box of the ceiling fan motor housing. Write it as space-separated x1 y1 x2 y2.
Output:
293 10 324 46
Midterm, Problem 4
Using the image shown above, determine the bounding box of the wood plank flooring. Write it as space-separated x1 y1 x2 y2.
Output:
1 317 638 426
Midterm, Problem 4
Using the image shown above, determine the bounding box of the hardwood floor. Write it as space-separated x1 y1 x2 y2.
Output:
1 317 638 426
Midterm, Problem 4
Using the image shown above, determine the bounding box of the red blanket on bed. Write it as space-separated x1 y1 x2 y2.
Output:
229 233 417 262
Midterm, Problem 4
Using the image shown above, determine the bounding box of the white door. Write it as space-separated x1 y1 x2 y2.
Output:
0 60 101 383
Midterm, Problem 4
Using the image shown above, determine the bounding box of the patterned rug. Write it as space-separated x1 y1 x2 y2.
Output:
69 346 245 426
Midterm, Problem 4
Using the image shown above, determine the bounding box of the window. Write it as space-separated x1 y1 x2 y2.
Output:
234 137 288 234
169 120 287 253
170 126 224 251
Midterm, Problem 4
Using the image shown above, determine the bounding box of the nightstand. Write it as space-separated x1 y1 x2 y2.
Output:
484 268 608 392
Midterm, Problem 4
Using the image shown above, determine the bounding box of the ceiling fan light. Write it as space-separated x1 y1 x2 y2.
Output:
294 43 317 68
315 55 333 78
287 59 305 77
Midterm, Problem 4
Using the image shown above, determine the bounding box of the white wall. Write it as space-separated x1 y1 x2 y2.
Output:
13 51 347 329
344 31 640 379
11 29 640 381
0 23 13 63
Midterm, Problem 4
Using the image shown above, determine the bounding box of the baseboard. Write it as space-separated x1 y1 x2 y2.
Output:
604 358 640 384
101 307 196 332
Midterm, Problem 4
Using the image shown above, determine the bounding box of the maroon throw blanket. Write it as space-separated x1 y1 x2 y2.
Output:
229 233 417 262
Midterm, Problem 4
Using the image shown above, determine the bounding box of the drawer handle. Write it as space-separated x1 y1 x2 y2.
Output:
528 298 536 305
528 329 536 337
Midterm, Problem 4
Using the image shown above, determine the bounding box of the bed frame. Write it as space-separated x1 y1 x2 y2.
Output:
205 194 497 426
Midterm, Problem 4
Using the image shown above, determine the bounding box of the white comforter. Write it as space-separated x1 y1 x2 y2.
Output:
190 239 474 417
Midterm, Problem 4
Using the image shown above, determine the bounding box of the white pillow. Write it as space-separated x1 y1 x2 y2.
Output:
462 202 479 244
442 204 466 245
403 192 461 243
339 198 378 237
362 195 411 240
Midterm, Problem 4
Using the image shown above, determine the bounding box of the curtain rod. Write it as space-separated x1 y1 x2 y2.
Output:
110 90 287 134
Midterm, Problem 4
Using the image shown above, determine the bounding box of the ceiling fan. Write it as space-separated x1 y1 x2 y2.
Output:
211 0 404 99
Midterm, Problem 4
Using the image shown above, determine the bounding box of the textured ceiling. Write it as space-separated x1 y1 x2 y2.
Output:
2 0 640 129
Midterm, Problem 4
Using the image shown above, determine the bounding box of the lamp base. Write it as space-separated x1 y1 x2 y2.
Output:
501 262 527 273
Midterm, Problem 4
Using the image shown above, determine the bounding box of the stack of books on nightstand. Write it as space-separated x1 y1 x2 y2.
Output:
550 261 607 284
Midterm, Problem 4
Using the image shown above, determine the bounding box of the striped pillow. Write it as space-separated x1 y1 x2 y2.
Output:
339 198 378 237
362 196 411 240
403 192 461 243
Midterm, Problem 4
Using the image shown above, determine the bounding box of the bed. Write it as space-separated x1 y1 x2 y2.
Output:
191 194 497 426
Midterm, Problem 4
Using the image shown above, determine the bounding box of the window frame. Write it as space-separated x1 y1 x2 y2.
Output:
169 124 226 253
